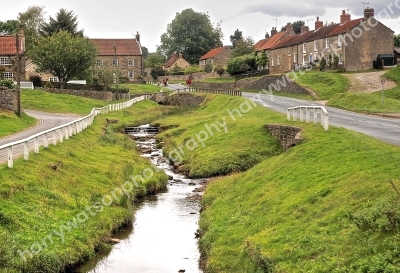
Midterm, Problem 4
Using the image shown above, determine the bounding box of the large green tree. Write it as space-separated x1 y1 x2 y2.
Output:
158 8 223 64
0 20 19 35
144 52 165 68
40 8 84 37
395 34 400 47
28 31 97 88
231 36 255 57
18 5 46 51
230 29 243 48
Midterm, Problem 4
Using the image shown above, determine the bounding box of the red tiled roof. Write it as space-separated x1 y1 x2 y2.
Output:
90 39 142 56
164 53 179 68
254 38 268 51
0 36 24 55
258 32 286 51
199 46 226 60
327 18 363 36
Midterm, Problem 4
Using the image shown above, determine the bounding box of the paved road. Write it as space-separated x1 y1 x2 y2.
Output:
0 109 81 163
243 92 400 146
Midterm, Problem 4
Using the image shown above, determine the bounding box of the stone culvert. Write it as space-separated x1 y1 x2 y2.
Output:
164 93 206 106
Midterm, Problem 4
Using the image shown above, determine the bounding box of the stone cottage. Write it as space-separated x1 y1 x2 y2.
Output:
199 46 232 68
163 52 190 71
0 28 25 82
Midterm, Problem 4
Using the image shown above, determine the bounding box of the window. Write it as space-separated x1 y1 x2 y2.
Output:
293 53 297 63
338 35 342 47
271 57 274 66
112 59 119 67
309 54 313 63
128 71 134 78
128 59 134 66
303 43 306 53
2 72 13 79
96 59 103 66
0 57 12 65
326 38 330 48
277 56 281 65
314 41 318 51
338 53 343 64
49 77 59 82
302 55 306 65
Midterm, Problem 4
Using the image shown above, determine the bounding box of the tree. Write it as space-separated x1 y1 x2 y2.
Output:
280 20 304 34
158 8 223 64
231 36 255 57
214 65 225 77
141 46 149 59
18 5 46 51
28 31 97 88
204 61 213 73
256 51 268 69
40 8 84 37
395 34 400 47
144 52 165 68
230 29 243 48
226 54 257 74
0 20 19 35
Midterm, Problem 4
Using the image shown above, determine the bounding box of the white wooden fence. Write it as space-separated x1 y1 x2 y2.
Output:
0 96 145 168
287 106 329 130
14 81 34 89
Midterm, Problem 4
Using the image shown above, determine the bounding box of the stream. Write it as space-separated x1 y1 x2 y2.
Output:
73 125 204 273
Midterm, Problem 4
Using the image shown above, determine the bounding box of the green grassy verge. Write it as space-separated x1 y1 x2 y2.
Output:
117 83 162 94
21 90 108 115
198 77 236 83
155 94 284 178
0 110 37 138
194 97 400 272
0 100 171 273
294 70 350 100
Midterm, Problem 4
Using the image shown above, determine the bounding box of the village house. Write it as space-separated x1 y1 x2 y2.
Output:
268 8 394 73
163 52 190 71
0 28 25 82
90 32 143 81
199 45 232 68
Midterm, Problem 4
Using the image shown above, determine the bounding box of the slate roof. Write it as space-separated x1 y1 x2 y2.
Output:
90 39 142 56
0 36 24 55
199 46 227 60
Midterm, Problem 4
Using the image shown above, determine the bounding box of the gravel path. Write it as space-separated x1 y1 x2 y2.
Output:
342 71 397 93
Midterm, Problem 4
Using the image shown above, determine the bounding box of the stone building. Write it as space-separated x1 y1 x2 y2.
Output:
0 28 25 82
268 8 394 73
163 52 190 71
90 32 143 81
199 46 232 68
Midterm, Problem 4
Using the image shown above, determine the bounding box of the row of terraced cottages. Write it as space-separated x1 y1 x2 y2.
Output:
255 7 394 73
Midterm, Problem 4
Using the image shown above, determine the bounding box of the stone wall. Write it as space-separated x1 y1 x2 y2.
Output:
0 87 17 111
39 88 114 101
147 71 231 82
265 124 303 150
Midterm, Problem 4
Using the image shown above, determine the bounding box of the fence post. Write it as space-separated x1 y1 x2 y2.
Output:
24 141 29 160
306 108 310 123
44 133 49 148
287 109 291 121
52 131 57 145
34 137 39 154
300 107 304 122
313 108 318 124
324 114 329 131
7 146 13 168
293 109 297 121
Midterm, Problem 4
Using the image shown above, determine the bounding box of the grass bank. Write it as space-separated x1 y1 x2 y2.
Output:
0 110 37 138
197 103 400 272
21 89 108 115
155 94 284 178
118 83 162 94
0 100 170 273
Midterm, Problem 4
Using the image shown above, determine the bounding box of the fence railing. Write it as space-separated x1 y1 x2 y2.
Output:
287 106 329 130
175 87 242 96
15 81 34 89
0 96 146 168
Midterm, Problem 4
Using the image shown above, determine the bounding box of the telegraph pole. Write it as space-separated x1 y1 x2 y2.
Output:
15 31 21 117
114 43 119 100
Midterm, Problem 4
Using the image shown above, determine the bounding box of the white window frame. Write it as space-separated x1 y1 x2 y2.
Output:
277 56 281 65
326 38 330 49
49 77 59 82
303 43 306 53
128 59 134 66
112 59 119 67
2 72 13 79
314 41 318 52
338 53 343 65
293 53 297 63
96 59 103 66
271 57 274 66
0 57 12 66
128 71 134 79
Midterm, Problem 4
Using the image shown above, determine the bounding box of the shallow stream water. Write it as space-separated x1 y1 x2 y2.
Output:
74 127 204 273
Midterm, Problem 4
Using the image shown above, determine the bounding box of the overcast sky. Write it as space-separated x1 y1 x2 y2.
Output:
2 0 400 52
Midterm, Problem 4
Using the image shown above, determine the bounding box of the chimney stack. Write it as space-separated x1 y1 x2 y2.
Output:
135 31 140 42
301 23 309 34
265 32 270 39
271 27 277 36
364 7 374 18
315 16 323 30
340 10 351 24
285 22 294 33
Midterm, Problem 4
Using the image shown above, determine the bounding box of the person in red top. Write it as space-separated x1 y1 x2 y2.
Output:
186 78 192 88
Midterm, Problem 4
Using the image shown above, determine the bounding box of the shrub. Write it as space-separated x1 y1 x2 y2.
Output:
0 80 16 89
226 54 257 74
29 75 42 87
204 61 213 73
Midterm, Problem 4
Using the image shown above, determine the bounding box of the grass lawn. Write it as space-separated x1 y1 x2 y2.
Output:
117 83 163 94
0 110 37 138
21 89 108 115
0 99 173 273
